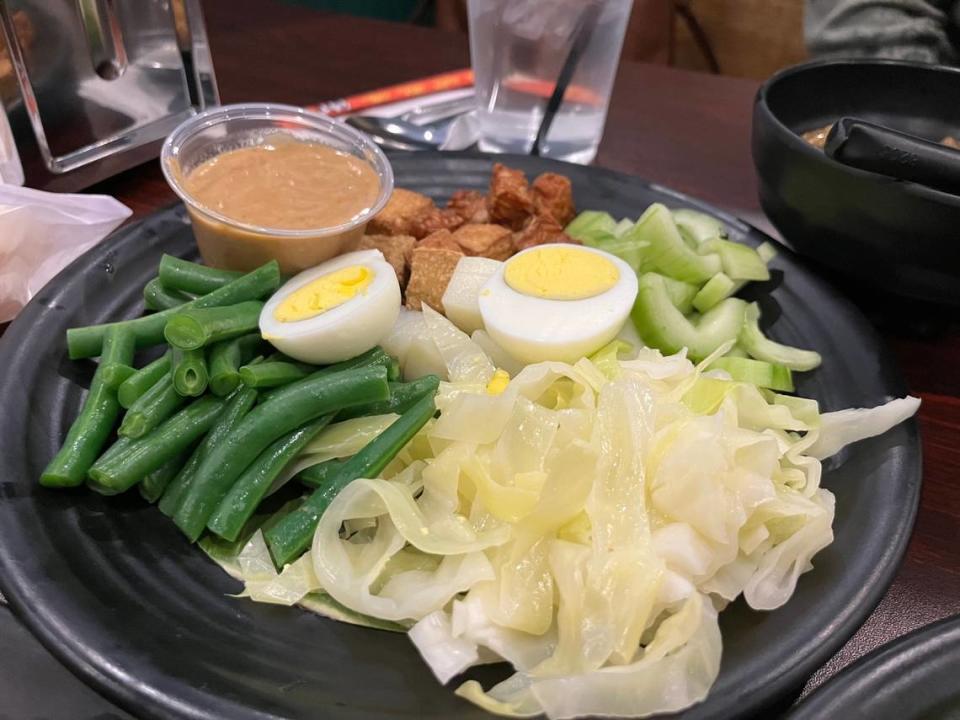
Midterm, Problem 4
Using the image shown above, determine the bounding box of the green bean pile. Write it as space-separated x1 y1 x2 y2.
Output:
41 255 440 570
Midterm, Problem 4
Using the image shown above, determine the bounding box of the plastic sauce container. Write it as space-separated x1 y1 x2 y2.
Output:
161 103 393 274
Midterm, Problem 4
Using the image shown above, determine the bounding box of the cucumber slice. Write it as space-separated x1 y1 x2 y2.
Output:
592 236 650 273
631 273 746 361
709 356 795 392
660 275 699 314
757 241 777 264
565 211 617 243
613 218 634 237
739 303 822 371
693 272 736 312
672 208 727 245
630 204 721 283
699 238 770 281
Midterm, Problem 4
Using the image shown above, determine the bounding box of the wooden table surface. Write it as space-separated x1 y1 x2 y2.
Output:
4 0 959 716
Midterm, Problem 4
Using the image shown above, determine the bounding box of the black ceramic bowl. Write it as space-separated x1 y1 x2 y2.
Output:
752 59 960 305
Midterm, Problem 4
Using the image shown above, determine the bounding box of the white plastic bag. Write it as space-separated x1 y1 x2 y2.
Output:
0 185 131 322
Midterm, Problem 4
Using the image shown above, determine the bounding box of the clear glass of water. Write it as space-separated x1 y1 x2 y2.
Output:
467 0 633 165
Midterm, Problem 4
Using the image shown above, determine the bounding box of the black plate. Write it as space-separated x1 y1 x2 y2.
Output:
786 615 960 720
0 152 921 720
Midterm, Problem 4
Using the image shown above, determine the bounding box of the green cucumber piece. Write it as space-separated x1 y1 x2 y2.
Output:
739 303 822 371
709 356 795 393
612 218 634 237
699 238 770 282
672 208 727 245
592 236 650 273
565 211 617 243
660 275 699 314
629 204 721 283
693 272 736 313
757 241 778 264
630 273 746 361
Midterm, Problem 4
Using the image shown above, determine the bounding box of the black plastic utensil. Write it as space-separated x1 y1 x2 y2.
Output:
825 116 960 195
530 1 602 156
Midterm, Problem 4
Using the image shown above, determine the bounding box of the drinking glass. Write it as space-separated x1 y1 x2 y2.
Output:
467 0 633 164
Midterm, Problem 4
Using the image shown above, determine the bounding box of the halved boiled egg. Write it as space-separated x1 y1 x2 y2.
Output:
260 249 401 364
478 245 638 364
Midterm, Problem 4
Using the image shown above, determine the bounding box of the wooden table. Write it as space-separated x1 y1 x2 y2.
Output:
4 0 958 715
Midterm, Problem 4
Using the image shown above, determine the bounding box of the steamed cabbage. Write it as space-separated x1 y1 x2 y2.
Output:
224 311 918 719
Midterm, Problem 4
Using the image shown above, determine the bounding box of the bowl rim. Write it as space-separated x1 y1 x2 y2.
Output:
160 102 395 238
754 58 960 208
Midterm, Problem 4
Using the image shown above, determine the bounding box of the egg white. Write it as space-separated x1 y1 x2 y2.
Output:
260 249 401 364
478 245 638 364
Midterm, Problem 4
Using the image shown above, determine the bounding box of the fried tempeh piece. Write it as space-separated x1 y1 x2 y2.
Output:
446 190 490 224
418 229 462 253
487 163 534 229
531 172 575 226
513 214 579 252
367 188 435 236
452 223 514 260
357 234 416 285
405 247 464 311
409 207 465 239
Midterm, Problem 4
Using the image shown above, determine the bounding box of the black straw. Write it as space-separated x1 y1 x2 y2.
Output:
530 2 603 157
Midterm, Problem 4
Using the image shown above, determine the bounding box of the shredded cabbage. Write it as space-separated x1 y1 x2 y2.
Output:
229 309 919 719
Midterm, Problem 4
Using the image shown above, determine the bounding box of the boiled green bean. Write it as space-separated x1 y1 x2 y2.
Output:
157 255 243 295
266 392 436 568
207 334 263 396
143 277 193 311
158 387 258 517
88 396 226 494
173 365 390 542
164 301 264 350
118 374 186 439
40 326 135 487
207 415 333 541
171 346 208 397
117 351 171 408
66 260 279 359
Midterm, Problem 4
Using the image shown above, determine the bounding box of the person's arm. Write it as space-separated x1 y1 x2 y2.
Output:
806 0 957 64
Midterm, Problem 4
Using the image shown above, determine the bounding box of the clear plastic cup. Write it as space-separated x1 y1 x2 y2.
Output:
468 0 633 164
161 103 393 274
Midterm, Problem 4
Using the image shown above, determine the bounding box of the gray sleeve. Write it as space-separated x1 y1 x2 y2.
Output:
805 0 957 64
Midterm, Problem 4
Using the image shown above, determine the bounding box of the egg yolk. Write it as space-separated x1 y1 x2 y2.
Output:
504 246 618 300
486 368 511 395
274 265 374 322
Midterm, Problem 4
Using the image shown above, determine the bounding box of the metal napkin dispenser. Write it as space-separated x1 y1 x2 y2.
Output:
0 0 219 191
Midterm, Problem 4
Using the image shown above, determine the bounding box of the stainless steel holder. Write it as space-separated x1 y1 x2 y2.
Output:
0 0 219 191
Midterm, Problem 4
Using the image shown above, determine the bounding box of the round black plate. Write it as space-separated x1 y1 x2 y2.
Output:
0 152 921 720
786 615 960 720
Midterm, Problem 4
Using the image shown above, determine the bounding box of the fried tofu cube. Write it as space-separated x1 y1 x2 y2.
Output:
532 172 575 226
452 223 514 260
513 214 579 252
446 190 490 224
357 234 416 285
487 163 534 229
405 247 464 311
409 207 465 239
367 188 434 236
418 228 462 253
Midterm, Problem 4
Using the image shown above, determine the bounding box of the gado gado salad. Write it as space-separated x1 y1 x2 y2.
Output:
42 162 917 719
